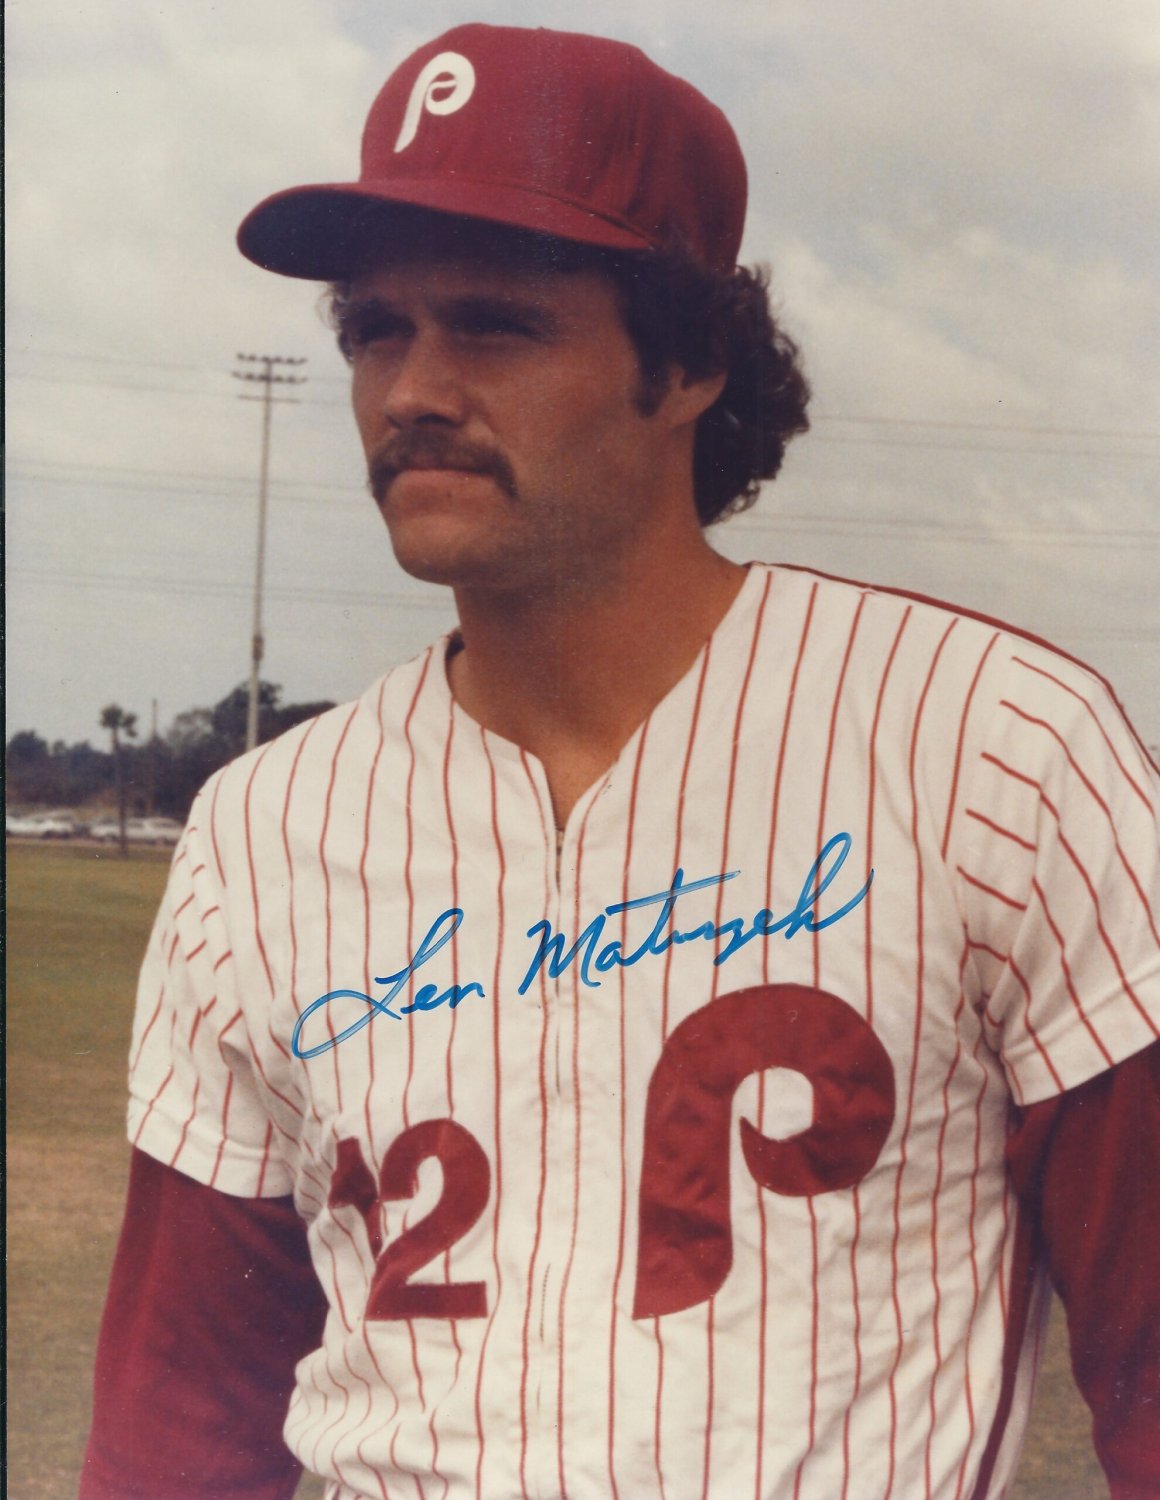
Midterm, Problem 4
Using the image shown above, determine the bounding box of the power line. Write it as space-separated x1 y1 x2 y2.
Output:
9 565 454 611
805 434 1160 461
814 413 1160 442
11 469 1158 548
8 456 359 493
9 566 1149 644
8 366 1160 445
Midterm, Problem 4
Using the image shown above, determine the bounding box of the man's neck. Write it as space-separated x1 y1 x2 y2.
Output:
447 539 747 828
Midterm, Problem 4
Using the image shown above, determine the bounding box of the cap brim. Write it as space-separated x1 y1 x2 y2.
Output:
237 178 656 280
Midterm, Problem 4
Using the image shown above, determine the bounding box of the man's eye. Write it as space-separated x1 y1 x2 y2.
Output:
343 313 408 350
455 311 538 339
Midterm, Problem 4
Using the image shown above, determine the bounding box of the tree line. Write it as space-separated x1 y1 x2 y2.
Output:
6 681 335 821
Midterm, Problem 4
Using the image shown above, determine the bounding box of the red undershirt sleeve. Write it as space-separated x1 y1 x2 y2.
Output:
80 1147 328 1500
1006 1040 1160 1500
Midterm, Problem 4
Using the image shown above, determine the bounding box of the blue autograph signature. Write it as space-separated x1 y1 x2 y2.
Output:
292 832 872 1060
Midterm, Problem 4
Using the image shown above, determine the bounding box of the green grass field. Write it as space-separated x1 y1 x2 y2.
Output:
7 841 1106 1499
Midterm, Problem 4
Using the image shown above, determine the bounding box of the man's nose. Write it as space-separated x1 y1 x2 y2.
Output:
382 331 466 428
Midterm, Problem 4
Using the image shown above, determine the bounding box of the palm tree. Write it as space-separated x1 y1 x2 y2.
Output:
99 704 138 856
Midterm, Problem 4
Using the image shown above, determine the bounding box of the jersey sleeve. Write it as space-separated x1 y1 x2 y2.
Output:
126 779 292 1197
1007 1041 1160 1496
80 1148 326 1500
952 646 1160 1105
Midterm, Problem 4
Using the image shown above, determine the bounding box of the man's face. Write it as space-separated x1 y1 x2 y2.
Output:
343 241 704 599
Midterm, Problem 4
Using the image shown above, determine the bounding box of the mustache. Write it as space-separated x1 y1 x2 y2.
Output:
368 432 517 502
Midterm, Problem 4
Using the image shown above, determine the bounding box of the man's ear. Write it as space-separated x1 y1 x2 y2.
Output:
658 366 728 427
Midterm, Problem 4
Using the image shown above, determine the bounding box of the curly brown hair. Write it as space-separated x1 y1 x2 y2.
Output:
606 246 810 525
326 209 810 526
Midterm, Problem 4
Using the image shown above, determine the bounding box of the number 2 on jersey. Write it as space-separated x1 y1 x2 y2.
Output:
329 1118 490 1318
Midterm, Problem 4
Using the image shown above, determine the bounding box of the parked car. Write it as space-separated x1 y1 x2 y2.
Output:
6 812 50 837
90 816 183 846
6 811 80 838
134 817 183 845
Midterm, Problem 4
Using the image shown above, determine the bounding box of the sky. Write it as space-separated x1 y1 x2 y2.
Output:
7 0 1159 755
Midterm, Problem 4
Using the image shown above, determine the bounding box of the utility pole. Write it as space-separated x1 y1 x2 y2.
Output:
232 353 307 751
146 697 159 815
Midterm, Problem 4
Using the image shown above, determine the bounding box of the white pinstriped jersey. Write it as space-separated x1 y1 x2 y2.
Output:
128 563 1160 1500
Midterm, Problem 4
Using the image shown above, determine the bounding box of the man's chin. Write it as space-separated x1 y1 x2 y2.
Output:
384 523 510 590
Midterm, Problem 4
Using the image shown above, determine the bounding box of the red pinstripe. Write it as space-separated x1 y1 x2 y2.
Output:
556 800 597 1500
241 746 289 1060
442 702 463 1135
794 587 866 1500
606 720 651 1500
131 927 182 1079
354 1343 398 1500
838 604 909 1500
208 1090 230 1187
922 996 969 1495
473 728 508 1500
695 572 772 1500
403 701 463 1500
338 683 399 1497
306 1347 356 1488
975 750 1160 1044
133 1062 175 1144
1033 798 1160 1040
398 652 434 1431
1005 955 1065 1093
758 580 816 1500
957 868 1029 913
965 809 1036 852
967 1202 1039 1500
940 635 999 860
314 1132 374 1487
402 649 435 1135
965 939 1010 968
951 1007 991 1500
242 1030 305 1120
652 632 716 1500
169 1042 203 1170
320 706 362 1112
516 748 552 1500
882 617 958 1500
980 751 1036 792
441 705 467 1391
359 678 390 1150
208 774 227 889
1011 654 1159 793
282 718 325 1136
254 1117 275 1196
999 699 1160 949
1030 879 1115 1067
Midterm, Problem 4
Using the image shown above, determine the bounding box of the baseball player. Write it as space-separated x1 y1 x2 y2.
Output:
82 23 1159 1500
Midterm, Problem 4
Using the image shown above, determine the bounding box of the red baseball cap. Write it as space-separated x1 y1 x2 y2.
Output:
237 23 747 279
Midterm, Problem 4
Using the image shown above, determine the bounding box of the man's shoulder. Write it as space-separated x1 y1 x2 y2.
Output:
759 560 1150 767
763 560 1102 682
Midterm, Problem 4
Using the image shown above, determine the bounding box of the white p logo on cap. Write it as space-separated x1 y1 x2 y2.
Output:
395 51 476 153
